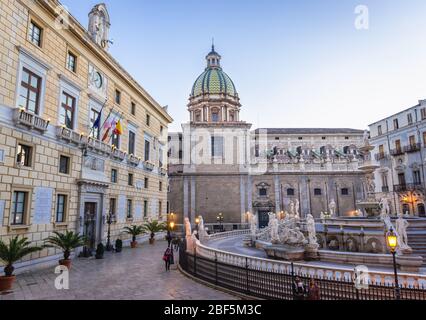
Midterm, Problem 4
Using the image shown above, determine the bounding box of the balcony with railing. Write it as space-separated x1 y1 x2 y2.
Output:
56 125 86 145
390 148 404 156
404 143 421 153
144 160 155 171
393 183 424 192
111 148 126 161
374 153 389 161
128 154 141 166
14 108 49 132
87 136 112 155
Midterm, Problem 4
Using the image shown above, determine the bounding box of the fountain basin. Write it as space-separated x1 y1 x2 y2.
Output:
264 244 305 261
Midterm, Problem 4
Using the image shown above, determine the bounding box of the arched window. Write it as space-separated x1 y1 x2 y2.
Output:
195 111 201 122
402 204 410 215
211 109 219 122
417 203 425 217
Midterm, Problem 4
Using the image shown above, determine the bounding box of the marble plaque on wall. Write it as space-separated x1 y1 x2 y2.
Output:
33 187 53 224
118 195 126 222
134 202 142 220
0 200 5 226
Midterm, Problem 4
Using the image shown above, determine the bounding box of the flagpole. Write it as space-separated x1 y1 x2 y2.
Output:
108 112 124 144
88 98 108 138
102 111 119 143
98 106 115 137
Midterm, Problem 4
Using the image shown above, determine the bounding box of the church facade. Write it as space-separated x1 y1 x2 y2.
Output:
168 46 367 229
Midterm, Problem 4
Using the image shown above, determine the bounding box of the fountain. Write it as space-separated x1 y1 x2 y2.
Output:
356 130 381 217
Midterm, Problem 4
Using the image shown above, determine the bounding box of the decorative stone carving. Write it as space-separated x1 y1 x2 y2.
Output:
268 213 280 244
329 199 336 217
83 156 105 172
396 213 412 254
379 197 390 219
184 217 192 237
250 213 258 236
306 214 318 246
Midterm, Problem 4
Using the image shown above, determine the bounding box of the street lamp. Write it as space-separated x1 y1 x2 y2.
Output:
217 212 224 232
106 211 116 251
195 216 200 239
386 227 400 300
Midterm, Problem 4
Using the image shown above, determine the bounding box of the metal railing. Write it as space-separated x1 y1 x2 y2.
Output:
393 183 424 192
390 148 404 156
404 143 421 153
180 244 426 300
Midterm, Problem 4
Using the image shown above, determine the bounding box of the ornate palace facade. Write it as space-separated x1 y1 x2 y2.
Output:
0 1 172 266
168 46 366 229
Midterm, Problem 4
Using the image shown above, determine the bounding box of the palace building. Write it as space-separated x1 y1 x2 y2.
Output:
369 101 426 217
168 46 368 230
0 1 172 266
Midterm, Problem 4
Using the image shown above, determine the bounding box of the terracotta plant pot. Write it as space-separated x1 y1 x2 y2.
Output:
130 241 138 248
149 238 155 245
0 275 16 292
59 259 72 270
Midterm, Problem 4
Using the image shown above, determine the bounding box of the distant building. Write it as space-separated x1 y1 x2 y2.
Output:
168 46 367 230
369 100 426 216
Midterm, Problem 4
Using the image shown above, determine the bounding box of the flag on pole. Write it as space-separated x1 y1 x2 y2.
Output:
93 110 102 129
102 119 114 142
114 119 123 135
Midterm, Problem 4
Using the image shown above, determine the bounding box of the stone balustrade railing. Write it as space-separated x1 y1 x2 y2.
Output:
13 108 49 132
205 229 250 241
195 235 426 287
87 136 112 155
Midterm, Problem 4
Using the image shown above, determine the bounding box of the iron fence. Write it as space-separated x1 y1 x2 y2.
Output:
179 244 426 300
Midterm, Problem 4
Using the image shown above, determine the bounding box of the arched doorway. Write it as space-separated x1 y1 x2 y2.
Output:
417 203 426 217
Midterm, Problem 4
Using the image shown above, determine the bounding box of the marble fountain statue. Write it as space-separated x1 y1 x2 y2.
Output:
256 212 319 261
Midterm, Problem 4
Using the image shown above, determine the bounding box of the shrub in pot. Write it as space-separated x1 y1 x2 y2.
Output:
115 239 123 252
142 220 167 245
95 243 104 259
123 225 144 248
44 231 86 270
0 236 43 292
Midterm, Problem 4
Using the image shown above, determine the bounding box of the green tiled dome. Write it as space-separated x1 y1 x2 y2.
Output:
191 68 237 97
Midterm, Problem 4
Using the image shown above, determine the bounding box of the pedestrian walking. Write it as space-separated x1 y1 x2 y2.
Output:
292 276 306 300
166 230 172 247
307 278 321 300
163 247 173 271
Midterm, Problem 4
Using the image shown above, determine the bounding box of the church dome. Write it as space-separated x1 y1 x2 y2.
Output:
190 45 237 97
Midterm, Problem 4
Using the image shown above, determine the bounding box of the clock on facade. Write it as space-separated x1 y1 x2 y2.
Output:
93 71 103 88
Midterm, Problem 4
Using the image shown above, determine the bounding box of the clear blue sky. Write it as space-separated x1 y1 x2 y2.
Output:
61 0 426 131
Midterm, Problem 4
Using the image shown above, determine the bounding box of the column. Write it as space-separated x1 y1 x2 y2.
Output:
240 175 246 223
247 175 253 213
274 175 281 213
190 176 196 224
183 176 189 220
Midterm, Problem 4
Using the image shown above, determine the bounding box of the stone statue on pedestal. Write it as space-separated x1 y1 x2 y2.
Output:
379 197 390 219
329 199 336 217
363 130 370 146
289 201 295 217
295 199 300 219
184 217 192 237
306 214 318 245
396 213 411 253
268 213 280 244
250 213 258 236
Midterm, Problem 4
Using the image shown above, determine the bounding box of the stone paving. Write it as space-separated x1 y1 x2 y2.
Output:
0 240 237 300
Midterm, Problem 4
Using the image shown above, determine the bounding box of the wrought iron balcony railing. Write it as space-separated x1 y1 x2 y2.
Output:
393 183 424 192
390 148 404 156
404 143 421 153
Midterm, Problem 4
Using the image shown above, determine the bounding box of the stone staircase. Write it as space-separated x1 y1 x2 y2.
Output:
407 220 426 266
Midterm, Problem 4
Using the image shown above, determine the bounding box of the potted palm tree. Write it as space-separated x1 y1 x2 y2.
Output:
143 220 167 244
44 231 86 270
123 225 144 248
0 236 43 292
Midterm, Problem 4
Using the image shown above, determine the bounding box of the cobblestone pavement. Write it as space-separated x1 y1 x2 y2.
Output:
0 240 237 300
